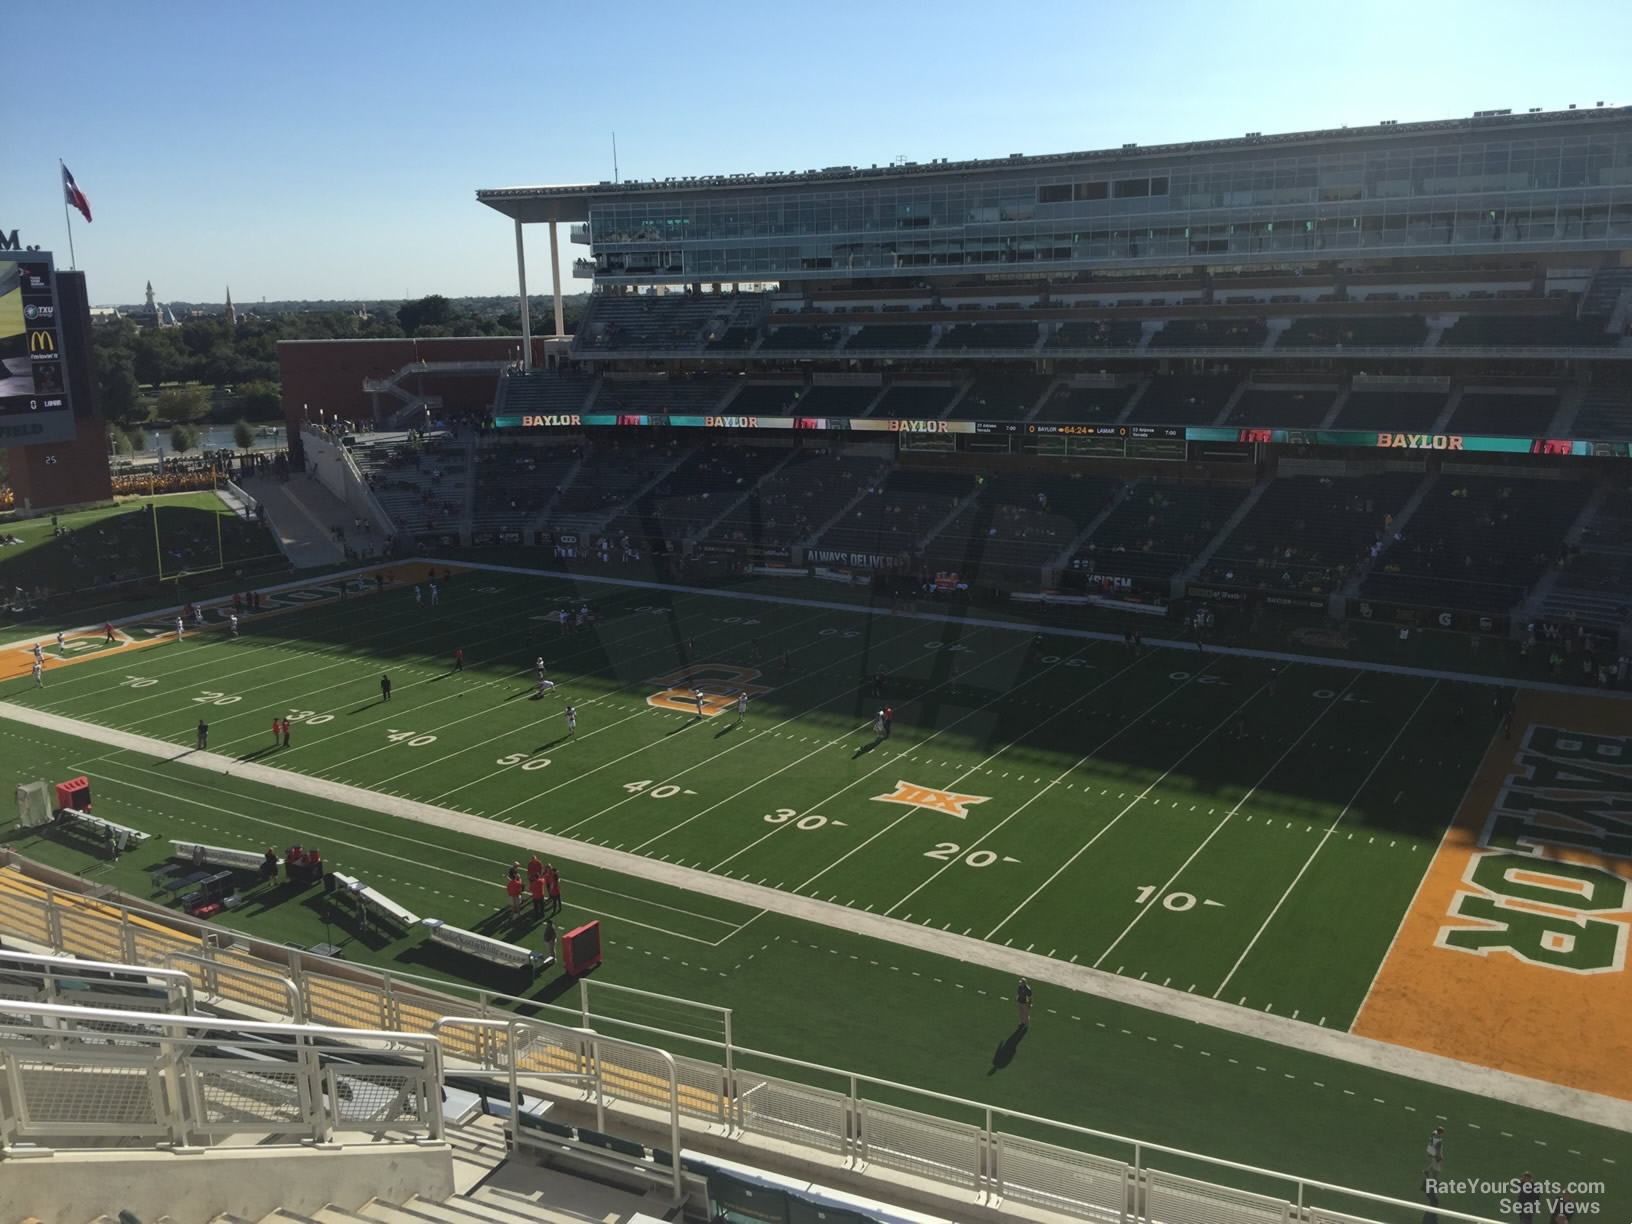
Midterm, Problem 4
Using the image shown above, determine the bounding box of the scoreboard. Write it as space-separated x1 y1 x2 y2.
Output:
0 253 75 447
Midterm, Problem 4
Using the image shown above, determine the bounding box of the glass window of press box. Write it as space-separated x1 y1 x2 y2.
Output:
584 132 1632 275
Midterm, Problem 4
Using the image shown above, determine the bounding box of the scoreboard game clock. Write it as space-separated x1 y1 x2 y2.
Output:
0 251 76 447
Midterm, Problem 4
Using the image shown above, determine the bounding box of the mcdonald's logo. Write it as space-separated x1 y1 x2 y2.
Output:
28 330 56 355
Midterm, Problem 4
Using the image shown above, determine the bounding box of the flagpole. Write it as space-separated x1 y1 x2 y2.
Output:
60 160 77 269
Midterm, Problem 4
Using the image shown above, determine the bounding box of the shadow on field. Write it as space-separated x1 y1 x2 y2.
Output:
852 740 880 759
988 1025 1027 1075
300 890 394 953
714 722 738 739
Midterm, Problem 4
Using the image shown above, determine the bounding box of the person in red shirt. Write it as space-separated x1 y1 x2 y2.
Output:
545 865 562 916
280 718 291 748
285 845 303 881
505 864 523 916
526 854 543 883
303 847 322 881
529 871 546 918
103 622 114 644
453 647 464 673
272 716 282 747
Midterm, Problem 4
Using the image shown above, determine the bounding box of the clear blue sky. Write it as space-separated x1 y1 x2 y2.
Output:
6 0 1627 306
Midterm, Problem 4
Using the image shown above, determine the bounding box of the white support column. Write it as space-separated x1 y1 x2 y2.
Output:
515 219 533 371
549 221 566 338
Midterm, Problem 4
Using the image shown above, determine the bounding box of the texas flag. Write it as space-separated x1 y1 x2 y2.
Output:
62 164 92 223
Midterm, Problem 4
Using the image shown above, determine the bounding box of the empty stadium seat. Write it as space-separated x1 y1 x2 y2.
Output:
1128 375 1239 425
1229 386 1339 428
1074 481 1250 581
1150 319 1267 348
1445 392 1559 437
1331 390 1448 431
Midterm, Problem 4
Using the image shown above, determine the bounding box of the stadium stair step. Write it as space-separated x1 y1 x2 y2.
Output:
854 383 890 418
694 447 801 541
1262 318 1291 351
232 474 347 569
1430 384 1464 434
1211 379 1249 427
312 1207 377 1224
1134 320 1161 352
937 379 973 419
1546 384 1589 437
1182 475 1273 582
405 1195 537 1224
915 482 986 553
1318 385 1352 429
1518 479 1612 623
803 463 890 546
1051 479 1134 571
355 1201 434 1224
1422 315 1451 349
583 445 697 534
1112 377 1150 425
1342 471 1437 598
529 454 585 535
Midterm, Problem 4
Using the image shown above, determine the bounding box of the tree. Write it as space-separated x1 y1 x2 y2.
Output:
168 423 197 454
127 425 148 452
397 294 453 336
105 422 131 455
157 385 212 424
99 360 146 423
238 380 283 422
232 419 255 451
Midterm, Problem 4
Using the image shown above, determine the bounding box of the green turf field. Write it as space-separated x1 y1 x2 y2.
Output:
5 564 1513 1033
3 717 1626 1224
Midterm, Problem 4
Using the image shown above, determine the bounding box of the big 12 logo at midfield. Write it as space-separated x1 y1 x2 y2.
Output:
647 663 773 717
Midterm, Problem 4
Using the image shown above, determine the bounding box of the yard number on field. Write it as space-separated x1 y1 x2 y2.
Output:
386 729 437 747
1133 885 1224 911
121 676 159 688
192 690 240 706
624 780 697 799
496 753 552 771
286 709 333 726
924 842 1017 868
762 808 842 831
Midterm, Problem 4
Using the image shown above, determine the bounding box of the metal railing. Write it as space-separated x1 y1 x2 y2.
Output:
0 861 1509 1222
0 1001 443 1155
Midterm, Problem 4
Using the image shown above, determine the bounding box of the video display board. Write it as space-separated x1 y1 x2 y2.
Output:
0 253 74 446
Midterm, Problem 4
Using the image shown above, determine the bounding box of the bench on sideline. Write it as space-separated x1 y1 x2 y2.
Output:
422 918 552 979
330 872 420 936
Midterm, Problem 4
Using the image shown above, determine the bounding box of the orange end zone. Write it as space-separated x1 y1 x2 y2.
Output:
1353 691 1632 1099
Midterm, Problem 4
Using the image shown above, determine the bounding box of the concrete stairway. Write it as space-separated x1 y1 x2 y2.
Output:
233 472 361 568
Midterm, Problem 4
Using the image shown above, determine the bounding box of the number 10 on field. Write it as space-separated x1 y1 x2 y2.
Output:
1133 885 1224 912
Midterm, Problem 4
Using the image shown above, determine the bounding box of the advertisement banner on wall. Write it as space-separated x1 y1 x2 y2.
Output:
1184 584 1328 610
698 541 793 563
1351 599 1509 636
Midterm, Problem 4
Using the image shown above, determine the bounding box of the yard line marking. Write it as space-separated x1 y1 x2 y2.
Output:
983 669 1276 941
1348 692 1493 1028
796 644 1142 892
1092 672 1357 970
560 619 994 847
1213 681 1438 1000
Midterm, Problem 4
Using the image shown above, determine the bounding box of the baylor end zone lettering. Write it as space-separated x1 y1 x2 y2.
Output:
1436 725 1632 975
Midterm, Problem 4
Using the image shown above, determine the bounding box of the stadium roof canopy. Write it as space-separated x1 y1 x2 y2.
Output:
475 103 1632 222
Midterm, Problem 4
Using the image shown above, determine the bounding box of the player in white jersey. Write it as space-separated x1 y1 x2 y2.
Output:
564 704 577 735
693 688 706 718
429 582 440 606
175 616 184 642
559 608 568 633
230 613 239 637
736 690 747 723
535 657 547 680
56 631 65 653
32 659 43 687
874 709 886 739
32 643 44 665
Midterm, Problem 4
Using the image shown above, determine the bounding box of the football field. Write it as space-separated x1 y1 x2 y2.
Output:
4 563 1508 1036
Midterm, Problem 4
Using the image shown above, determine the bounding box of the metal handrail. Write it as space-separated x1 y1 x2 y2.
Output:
159 950 303 1021
0 949 195 1013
